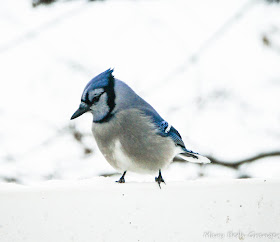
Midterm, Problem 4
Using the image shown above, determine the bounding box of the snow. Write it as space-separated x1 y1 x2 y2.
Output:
0 178 279 242
0 0 280 183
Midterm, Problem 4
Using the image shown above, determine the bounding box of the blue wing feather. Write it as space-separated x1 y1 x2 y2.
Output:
158 122 185 148
140 108 186 148
140 108 199 158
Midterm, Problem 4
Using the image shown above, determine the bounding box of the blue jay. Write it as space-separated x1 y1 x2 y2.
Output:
71 69 210 187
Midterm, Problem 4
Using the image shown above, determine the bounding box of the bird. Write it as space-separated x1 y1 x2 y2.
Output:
70 69 210 188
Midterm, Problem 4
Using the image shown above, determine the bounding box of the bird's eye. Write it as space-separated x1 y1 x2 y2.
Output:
92 95 101 103
92 91 105 104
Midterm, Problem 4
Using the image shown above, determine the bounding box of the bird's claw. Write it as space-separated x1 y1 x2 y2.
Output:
116 171 126 183
155 172 165 189
116 177 125 183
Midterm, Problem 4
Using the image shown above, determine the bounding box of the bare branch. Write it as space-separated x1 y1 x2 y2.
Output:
208 151 280 169
174 151 280 169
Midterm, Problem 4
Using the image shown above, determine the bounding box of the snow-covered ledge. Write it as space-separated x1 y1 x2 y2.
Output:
0 178 280 242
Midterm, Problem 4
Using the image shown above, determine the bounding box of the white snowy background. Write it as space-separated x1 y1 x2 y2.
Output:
0 0 280 184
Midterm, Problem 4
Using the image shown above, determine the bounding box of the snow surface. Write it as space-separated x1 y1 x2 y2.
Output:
0 0 280 183
0 178 279 242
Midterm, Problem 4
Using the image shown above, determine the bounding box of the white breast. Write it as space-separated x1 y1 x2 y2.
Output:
112 139 136 172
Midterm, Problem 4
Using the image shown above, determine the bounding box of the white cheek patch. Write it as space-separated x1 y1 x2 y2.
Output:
90 93 108 110
91 93 110 122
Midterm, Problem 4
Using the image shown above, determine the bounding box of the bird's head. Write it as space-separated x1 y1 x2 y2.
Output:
70 68 116 123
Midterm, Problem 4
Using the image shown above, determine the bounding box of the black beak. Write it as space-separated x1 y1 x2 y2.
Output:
70 103 90 120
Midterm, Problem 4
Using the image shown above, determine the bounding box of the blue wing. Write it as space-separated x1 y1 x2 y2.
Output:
156 120 199 157
140 108 198 157
157 121 185 147
140 108 184 146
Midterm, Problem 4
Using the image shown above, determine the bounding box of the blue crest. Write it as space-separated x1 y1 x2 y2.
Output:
82 68 114 102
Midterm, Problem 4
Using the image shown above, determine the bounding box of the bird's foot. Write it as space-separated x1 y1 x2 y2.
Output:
116 171 126 183
116 177 125 183
155 170 165 189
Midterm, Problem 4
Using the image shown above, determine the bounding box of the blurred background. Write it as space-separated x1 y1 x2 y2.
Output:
0 0 280 184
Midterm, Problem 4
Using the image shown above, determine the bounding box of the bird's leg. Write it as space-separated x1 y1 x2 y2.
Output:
155 169 165 189
116 171 127 183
